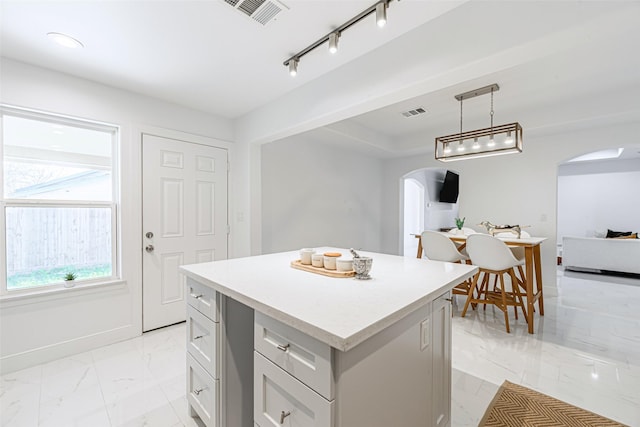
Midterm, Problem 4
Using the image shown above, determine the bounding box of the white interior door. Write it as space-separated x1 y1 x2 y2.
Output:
142 134 228 332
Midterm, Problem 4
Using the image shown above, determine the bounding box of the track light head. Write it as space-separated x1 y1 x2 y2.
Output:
288 59 298 77
328 32 339 54
376 2 387 27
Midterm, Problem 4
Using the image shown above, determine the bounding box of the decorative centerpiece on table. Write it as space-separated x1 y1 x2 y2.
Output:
479 221 524 238
454 217 465 234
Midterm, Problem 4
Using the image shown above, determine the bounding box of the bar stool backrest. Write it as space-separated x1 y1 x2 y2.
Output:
467 234 520 271
421 231 468 263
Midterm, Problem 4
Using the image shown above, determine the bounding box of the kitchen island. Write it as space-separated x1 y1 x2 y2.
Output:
179 248 477 427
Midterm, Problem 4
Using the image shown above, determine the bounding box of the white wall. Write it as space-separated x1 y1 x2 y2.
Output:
558 159 640 241
0 58 243 373
381 120 640 294
261 135 382 254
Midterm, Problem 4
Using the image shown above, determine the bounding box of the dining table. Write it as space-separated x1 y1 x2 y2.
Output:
415 232 546 334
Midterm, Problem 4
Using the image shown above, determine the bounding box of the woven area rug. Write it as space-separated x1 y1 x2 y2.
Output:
479 380 628 426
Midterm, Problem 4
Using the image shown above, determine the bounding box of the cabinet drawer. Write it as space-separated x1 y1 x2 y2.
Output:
187 278 219 322
254 312 333 400
254 352 333 427
187 353 219 427
187 304 219 378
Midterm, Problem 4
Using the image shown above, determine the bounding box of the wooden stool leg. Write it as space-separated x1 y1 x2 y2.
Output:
499 273 510 333
461 272 480 317
510 268 527 322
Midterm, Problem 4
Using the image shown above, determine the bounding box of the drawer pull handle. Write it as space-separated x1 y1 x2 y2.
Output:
280 410 291 424
193 387 207 395
193 334 206 340
445 298 453 302
277 343 290 352
190 293 204 299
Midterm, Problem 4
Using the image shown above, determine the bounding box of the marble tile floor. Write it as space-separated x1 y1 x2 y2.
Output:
2 267 639 427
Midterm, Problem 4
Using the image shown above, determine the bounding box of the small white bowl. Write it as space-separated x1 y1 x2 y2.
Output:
336 259 353 272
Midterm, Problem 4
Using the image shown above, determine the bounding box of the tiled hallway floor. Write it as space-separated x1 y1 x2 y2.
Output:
2 268 639 426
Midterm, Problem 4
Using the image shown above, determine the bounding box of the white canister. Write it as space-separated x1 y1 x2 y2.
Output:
336 259 353 272
323 252 341 270
311 253 324 268
300 248 315 265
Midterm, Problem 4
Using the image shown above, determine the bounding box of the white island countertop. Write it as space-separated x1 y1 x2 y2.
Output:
180 248 477 352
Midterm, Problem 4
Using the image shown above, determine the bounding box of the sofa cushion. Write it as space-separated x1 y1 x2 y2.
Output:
606 229 633 238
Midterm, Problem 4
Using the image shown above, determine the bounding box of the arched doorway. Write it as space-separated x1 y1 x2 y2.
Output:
402 167 460 256
556 146 640 270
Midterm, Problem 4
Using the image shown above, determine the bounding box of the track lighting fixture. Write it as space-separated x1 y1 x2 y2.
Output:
376 2 387 27
288 58 298 77
328 32 340 54
435 84 523 161
283 0 392 76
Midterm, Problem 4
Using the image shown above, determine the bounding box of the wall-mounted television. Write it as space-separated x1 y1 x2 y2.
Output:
439 170 459 203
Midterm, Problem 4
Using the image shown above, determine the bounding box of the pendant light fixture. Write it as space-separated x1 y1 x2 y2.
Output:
435 84 523 162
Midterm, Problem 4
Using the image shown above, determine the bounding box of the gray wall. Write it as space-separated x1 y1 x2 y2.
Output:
261 135 382 254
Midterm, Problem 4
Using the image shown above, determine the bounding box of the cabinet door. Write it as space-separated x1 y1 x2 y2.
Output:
432 292 452 427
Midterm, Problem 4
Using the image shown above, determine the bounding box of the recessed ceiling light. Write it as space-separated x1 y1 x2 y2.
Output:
47 32 84 49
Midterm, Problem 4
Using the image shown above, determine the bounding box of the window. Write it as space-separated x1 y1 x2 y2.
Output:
1 107 119 293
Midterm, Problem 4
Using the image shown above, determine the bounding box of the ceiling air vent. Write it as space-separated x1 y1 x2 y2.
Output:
401 107 427 118
223 0 288 26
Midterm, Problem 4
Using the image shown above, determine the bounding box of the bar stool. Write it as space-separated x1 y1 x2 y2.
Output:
496 231 530 303
461 234 527 333
420 231 475 303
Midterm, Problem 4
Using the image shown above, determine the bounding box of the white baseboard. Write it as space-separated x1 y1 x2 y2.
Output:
0 324 139 374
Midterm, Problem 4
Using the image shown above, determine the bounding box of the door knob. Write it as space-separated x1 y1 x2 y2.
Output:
145 245 154 253
145 231 154 239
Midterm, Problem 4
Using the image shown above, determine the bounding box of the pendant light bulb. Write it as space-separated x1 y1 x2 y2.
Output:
456 141 465 152
376 2 387 27
328 32 339 54
504 131 513 145
288 59 298 77
487 137 495 147
444 143 451 154
472 138 480 150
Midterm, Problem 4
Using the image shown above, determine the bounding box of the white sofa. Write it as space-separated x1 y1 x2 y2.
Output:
562 236 640 274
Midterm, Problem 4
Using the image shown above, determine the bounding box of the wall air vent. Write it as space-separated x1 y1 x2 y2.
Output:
401 107 427 118
222 0 288 26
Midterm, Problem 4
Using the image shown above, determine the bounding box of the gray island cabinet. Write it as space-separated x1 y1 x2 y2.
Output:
179 248 477 427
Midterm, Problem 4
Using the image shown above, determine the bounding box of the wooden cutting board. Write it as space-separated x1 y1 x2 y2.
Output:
290 260 355 278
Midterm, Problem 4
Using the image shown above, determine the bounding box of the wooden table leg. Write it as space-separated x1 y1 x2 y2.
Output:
524 246 535 334
533 244 544 316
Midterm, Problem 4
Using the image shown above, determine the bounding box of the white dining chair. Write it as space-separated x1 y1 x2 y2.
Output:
495 230 530 293
461 234 527 333
420 231 475 305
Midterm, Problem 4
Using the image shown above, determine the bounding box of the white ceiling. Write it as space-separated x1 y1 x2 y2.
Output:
2 0 640 160
0 0 465 119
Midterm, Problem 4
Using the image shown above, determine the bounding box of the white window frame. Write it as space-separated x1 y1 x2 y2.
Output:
0 106 120 296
